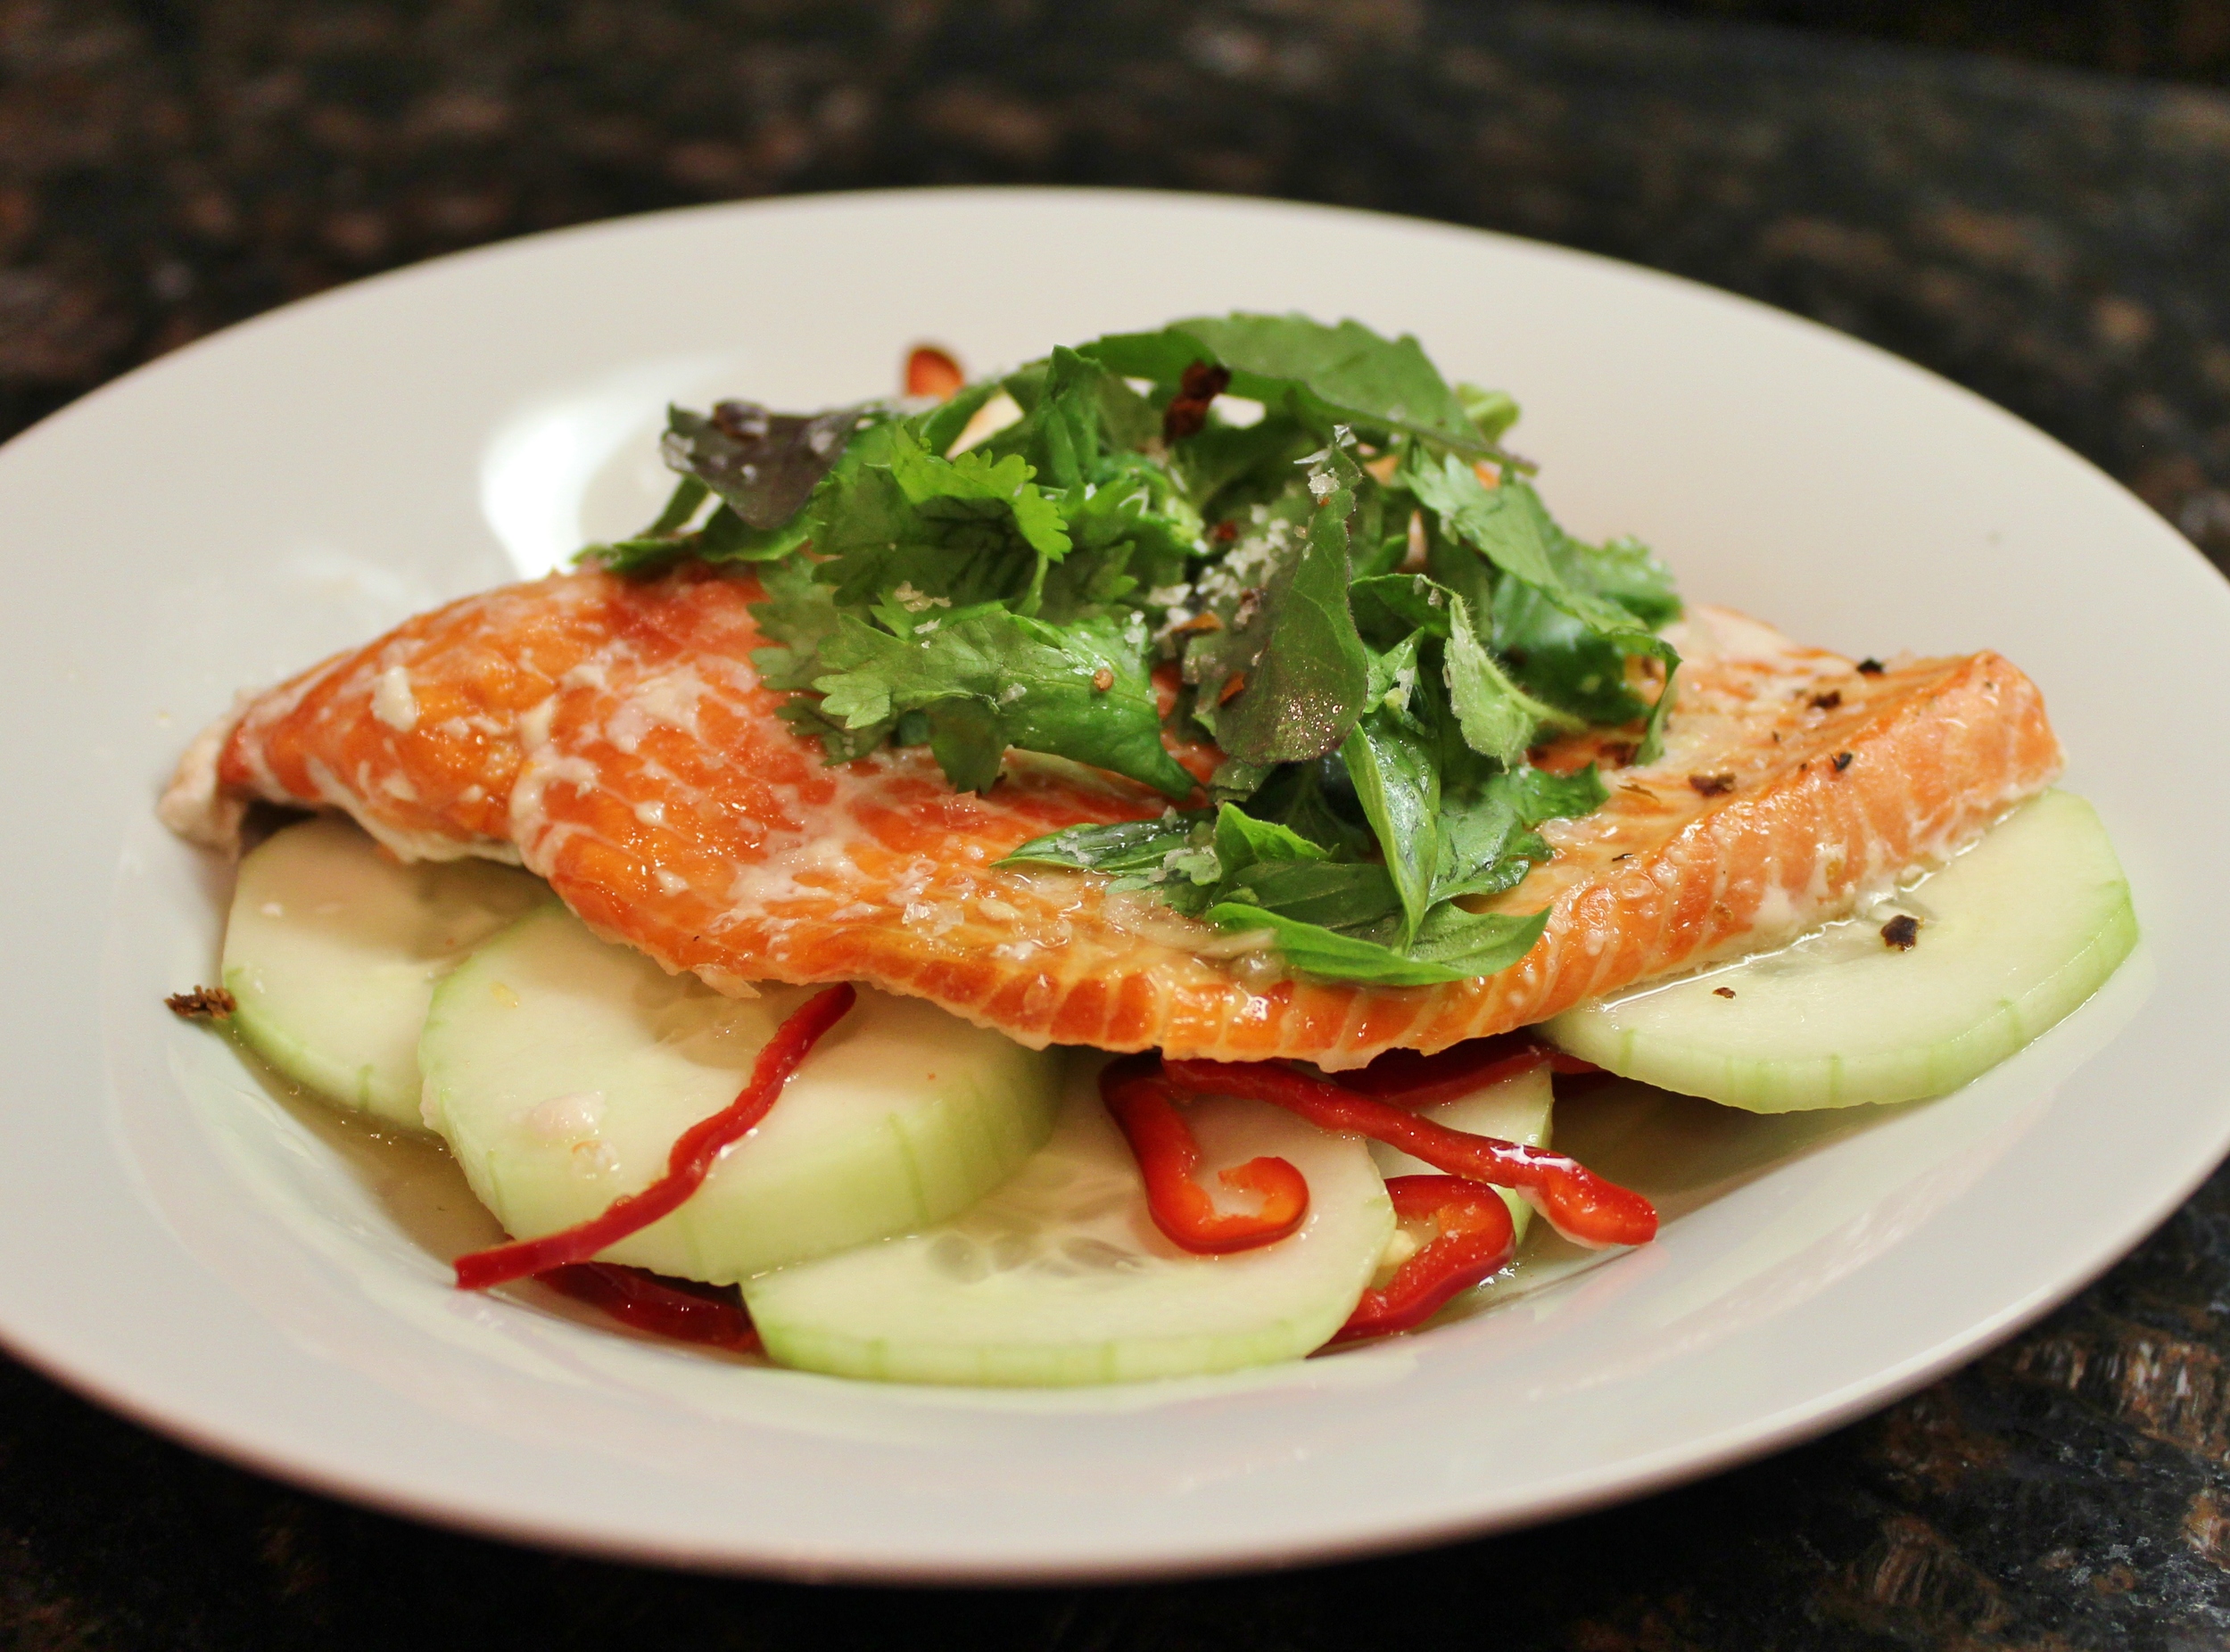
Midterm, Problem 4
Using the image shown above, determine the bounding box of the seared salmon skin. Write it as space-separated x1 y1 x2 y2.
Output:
163 567 2062 1068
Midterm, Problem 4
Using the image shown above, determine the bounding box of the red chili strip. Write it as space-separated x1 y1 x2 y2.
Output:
1331 1176 1516 1344
1100 1053 1309 1254
1161 1057 1657 1250
541 1263 761 1351
1338 1034 1552 1107
455 983 857 1291
904 344 966 401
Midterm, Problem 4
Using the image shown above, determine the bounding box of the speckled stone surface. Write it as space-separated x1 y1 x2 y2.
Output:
6 3 2230 1646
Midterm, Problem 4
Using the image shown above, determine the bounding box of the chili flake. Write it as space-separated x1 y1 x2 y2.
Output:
165 986 236 1020
1161 360 1231 442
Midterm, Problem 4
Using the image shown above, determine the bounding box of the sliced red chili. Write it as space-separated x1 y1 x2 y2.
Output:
455 983 857 1291
1331 1176 1516 1344
1338 1034 1550 1107
904 344 966 401
1100 1053 1309 1254
1161 1057 1656 1250
540 1263 761 1351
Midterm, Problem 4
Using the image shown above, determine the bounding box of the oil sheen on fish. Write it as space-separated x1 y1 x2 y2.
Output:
163 566 2063 1068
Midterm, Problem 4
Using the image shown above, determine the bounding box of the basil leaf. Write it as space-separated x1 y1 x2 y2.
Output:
1202 901 1547 987
1223 860 1403 930
1405 902 1553 976
1001 811 1214 876
1488 581 1647 726
1430 760 1607 904
1339 635 1438 943
1212 802 1328 874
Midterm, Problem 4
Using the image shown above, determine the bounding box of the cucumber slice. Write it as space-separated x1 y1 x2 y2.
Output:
744 1061 1395 1386
1367 1061 1553 1246
421 904 1061 1283
1542 789 2137 1111
222 816 543 1128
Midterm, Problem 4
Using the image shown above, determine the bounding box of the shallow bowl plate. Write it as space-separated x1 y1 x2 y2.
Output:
0 188 2218 1581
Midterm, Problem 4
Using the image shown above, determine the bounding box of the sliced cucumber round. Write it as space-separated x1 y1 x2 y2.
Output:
222 816 544 1128
744 1061 1396 1386
1367 1060 1554 1246
421 903 1061 1284
1541 789 2137 1112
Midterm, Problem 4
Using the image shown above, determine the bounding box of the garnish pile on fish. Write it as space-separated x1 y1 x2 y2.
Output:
163 566 2058 1067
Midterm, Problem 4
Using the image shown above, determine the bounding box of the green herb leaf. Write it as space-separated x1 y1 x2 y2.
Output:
1350 573 1456 645
888 431 1072 561
1188 444 1372 764
1201 901 1548 987
1445 594 1586 766
664 402 868 530
1084 314 1487 453
1429 759 1607 904
806 607 1194 798
748 558 848 691
1211 802 1329 874
1339 634 1438 942
975 346 1159 487
1000 811 1213 878
1408 458 1638 635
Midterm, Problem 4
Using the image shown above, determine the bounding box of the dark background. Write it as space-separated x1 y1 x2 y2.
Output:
1642 0 2230 81
7 2 2230 1648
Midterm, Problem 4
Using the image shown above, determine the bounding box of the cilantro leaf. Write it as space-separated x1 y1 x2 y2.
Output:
888 431 1071 561
806 607 1194 799
975 346 1160 487
748 557 851 689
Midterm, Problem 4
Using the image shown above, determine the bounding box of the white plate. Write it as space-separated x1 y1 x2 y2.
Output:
0 187 2218 1582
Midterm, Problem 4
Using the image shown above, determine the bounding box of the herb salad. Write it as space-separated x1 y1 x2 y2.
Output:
588 315 1681 989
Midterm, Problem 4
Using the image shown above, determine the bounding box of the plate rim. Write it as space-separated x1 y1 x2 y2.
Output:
4 184 2221 1582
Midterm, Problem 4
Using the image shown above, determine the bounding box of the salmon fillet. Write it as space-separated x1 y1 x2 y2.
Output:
164 566 2062 1068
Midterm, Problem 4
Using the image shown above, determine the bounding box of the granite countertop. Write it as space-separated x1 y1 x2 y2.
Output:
5 2 2230 1646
